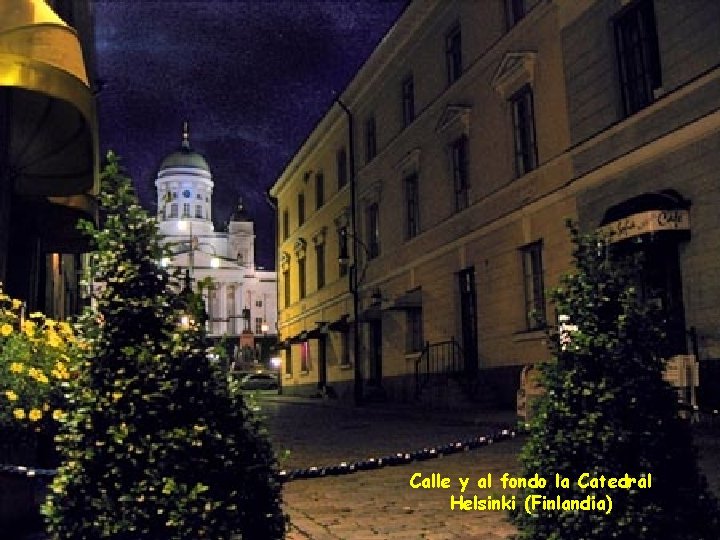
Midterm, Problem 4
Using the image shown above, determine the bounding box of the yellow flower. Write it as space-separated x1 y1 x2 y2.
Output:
111 392 123 402
52 409 64 421
42 403 50 412
13 408 25 420
9 362 23 373
58 321 73 337
5 390 18 401
28 367 49 384
46 330 63 348
11 298 22 309
28 409 42 422
29 312 44 319
0 323 12 336
21 320 35 337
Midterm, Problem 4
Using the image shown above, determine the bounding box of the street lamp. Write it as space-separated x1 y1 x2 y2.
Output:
339 228 374 406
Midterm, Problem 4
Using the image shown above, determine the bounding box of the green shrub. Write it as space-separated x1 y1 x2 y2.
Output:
511 222 720 540
43 152 285 539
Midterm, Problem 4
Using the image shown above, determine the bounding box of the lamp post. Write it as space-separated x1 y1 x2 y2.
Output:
339 229 373 406
336 98 364 406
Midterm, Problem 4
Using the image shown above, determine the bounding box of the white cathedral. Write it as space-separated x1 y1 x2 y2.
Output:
155 125 277 362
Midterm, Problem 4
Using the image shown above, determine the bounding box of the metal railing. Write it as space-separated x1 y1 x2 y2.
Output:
414 338 464 399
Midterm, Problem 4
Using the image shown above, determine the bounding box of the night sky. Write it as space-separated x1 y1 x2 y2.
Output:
94 0 408 269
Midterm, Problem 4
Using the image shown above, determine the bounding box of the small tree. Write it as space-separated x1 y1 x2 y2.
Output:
512 222 720 540
44 152 285 539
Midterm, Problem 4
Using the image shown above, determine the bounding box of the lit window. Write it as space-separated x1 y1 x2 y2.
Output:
300 342 309 372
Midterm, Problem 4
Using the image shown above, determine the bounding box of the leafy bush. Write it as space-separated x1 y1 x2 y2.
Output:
43 152 285 539
0 293 80 460
512 222 720 540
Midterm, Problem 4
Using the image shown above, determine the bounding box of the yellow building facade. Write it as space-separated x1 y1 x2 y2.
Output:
270 0 720 408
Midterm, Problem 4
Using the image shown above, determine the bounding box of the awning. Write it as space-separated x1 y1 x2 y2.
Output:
1 0 97 197
358 304 382 322
598 190 691 244
385 287 422 311
328 314 350 332
41 193 97 252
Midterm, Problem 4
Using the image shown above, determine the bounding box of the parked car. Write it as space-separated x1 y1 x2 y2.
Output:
238 372 278 390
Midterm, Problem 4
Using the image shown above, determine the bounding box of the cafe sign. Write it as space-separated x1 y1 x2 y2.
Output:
599 209 690 244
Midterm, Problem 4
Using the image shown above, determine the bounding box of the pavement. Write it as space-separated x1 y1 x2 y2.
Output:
12 392 720 539
254 393 720 540
255 394 529 540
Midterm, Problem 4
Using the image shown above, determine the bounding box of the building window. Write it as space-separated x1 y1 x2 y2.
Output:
337 147 348 189
300 342 309 372
315 172 324 209
365 116 377 163
255 299 263 307
283 269 290 307
169 203 178 218
511 85 538 177
182 203 190 218
406 308 424 353
195 205 203 218
521 241 546 331
614 0 661 117
401 75 415 127
445 24 462 84
298 192 305 227
451 135 469 211
404 174 420 240
315 243 325 289
366 203 380 259
255 317 263 334
505 0 526 29
282 209 289 241
298 257 306 299
338 227 348 278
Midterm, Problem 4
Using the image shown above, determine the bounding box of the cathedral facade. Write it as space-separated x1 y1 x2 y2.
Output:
155 126 277 364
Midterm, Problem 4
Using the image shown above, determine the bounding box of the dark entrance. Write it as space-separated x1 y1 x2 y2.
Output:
458 267 479 375
368 320 382 385
317 336 327 389
601 190 691 356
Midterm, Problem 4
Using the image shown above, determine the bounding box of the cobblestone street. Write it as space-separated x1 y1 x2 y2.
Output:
258 395 720 540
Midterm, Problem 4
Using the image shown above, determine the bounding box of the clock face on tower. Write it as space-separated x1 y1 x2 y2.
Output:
182 189 191 198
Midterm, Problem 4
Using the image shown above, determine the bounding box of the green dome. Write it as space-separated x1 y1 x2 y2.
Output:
160 147 210 172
